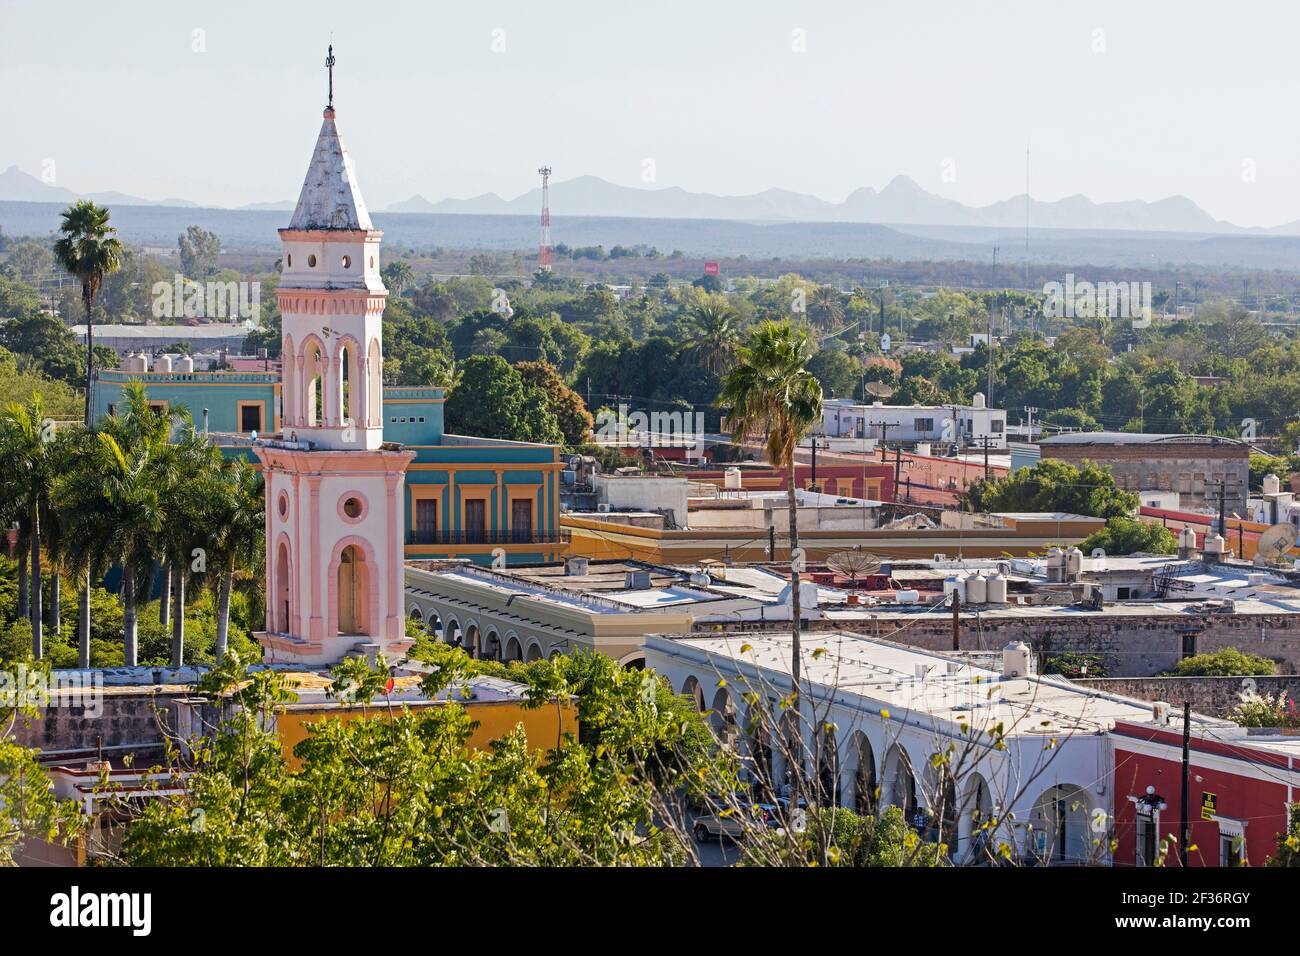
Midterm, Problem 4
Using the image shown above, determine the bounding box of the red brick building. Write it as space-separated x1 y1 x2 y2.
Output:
1111 719 1300 867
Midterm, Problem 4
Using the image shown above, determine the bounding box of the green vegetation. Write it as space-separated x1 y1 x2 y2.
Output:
0 384 264 667
118 649 728 866
1170 647 1276 677
965 459 1137 519
1079 516 1177 556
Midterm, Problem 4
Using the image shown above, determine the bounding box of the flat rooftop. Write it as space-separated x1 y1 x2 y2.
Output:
645 630 1223 737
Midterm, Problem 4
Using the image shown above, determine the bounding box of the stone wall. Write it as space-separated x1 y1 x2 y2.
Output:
1042 442 1248 513
10 691 181 755
820 607 1300 677
1071 675 1300 718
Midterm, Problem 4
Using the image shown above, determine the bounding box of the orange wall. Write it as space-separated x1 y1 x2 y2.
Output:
276 698 578 770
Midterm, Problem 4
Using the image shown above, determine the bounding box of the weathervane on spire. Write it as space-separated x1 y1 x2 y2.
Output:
325 44 336 109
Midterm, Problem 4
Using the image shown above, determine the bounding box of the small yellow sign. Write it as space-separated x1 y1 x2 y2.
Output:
1201 791 1217 821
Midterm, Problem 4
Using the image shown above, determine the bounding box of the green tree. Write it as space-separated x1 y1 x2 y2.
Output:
515 360 593 448
0 395 58 657
1171 647 1276 677
1079 517 1177 556
719 320 823 807
445 355 561 444
965 459 1137 519
686 293 741 375
1267 804 1300 867
52 200 123 425
177 225 221 278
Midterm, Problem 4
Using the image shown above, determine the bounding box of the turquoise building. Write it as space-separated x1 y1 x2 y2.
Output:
94 369 565 566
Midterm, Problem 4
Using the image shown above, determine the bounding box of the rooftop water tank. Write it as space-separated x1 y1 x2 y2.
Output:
987 571 1008 603
153 354 173 373
915 442 932 457
724 467 742 490
966 572 987 605
175 355 194 373
1066 546 1084 578
1045 547 1065 583
972 392 986 409
894 589 920 604
1002 641 1033 678
943 575 965 602
1264 473 1282 496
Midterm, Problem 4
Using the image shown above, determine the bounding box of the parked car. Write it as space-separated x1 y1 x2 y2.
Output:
692 801 782 842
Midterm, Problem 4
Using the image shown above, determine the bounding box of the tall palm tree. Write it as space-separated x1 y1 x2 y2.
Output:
0 395 58 658
205 457 265 662
156 421 224 667
56 428 117 668
52 200 124 427
687 295 741 375
79 382 171 665
718 320 824 806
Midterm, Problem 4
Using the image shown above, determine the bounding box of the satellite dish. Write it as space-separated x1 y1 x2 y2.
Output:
1256 523 1295 564
827 550 882 581
864 380 895 399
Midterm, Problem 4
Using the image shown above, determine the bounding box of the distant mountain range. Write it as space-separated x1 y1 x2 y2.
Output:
7 160 1300 235
0 165 290 213
386 173 1269 235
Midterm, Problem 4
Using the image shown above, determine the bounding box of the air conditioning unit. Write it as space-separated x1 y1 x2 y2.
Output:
596 503 611 513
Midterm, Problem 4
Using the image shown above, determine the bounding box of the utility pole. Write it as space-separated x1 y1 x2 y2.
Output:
1180 700 1192 868
810 434 818 492
951 590 961 650
894 446 903 498
769 525 776 561
1023 405 1038 441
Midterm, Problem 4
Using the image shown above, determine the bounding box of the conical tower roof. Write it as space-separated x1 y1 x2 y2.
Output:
286 107 374 231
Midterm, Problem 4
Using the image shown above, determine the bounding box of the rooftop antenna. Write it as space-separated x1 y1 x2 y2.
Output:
325 43 336 109
537 166 553 272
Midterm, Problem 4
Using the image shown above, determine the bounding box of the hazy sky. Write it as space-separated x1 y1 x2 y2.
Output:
2 0 1297 226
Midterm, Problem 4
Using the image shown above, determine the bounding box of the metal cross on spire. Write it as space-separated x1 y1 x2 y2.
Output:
325 44 336 108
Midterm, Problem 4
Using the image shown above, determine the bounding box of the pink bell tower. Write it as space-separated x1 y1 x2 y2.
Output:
254 50 415 667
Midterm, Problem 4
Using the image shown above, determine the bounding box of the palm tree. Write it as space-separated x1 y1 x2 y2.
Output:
77 382 171 665
156 420 224 667
382 259 414 297
687 295 741 375
718 320 824 806
205 457 265 662
56 428 117 668
808 285 845 331
52 200 124 427
0 395 58 658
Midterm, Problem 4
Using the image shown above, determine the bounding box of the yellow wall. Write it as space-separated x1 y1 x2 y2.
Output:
276 698 578 770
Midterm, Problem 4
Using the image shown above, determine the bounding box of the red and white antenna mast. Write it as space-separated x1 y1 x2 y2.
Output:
537 166 553 272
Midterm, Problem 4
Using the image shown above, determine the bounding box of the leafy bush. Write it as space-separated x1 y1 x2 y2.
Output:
1170 648 1276 677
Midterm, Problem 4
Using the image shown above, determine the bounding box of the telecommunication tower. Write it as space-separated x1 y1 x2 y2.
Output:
537 166 553 271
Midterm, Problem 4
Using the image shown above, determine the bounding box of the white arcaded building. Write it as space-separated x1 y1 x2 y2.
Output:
644 630 1218 864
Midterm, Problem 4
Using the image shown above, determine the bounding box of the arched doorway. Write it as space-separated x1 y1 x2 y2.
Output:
337 545 370 635
849 733 877 816
882 744 919 826
681 675 705 712
1030 784 1094 864
746 708 775 801
959 774 994 864
481 629 501 661
274 540 291 633
303 340 325 426
504 635 523 662
525 642 543 662
709 687 737 747
815 725 840 807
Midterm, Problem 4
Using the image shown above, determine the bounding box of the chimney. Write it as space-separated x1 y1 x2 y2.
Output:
565 556 589 576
